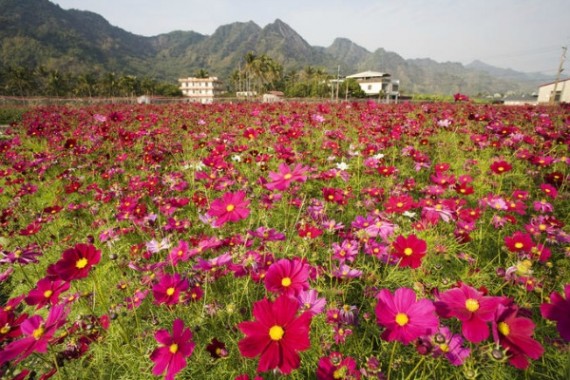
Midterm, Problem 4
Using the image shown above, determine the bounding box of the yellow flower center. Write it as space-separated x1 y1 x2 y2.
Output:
269 325 284 341
32 326 45 340
439 343 450 353
226 204 235 212
465 298 480 312
403 248 413 256
43 290 53 298
283 173 292 180
169 343 178 354
514 242 523 249
0 324 10 334
166 287 175 296
396 202 404 208
281 277 292 287
395 312 409 326
498 321 510 336
76 258 88 269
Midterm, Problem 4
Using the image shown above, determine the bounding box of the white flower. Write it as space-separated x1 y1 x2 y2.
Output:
231 155 242 162
372 153 385 160
402 211 416 219
335 161 349 171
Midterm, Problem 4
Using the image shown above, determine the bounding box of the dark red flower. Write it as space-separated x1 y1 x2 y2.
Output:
493 303 543 369
49 243 101 281
540 284 570 342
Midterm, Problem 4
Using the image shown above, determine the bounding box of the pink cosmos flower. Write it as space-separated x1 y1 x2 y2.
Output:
24 277 70 309
428 326 471 366
150 319 195 380
265 163 309 191
153 273 189 306
540 284 570 341
375 288 439 345
265 258 310 296
435 284 500 343
0 305 69 364
238 295 312 374
317 352 360 379
297 289 327 315
207 190 251 227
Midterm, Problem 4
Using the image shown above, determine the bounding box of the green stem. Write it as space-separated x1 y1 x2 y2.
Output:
404 355 425 380
387 342 397 380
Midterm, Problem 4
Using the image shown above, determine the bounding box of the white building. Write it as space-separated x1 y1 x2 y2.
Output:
178 77 224 103
346 71 400 101
537 78 570 103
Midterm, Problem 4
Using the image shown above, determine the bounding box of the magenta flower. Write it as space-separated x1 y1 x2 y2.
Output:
435 284 500 343
238 295 312 374
265 163 309 191
540 284 570 342
429 326 471 366
24 277 70 309
375 288 438 345
207 190 251 227
493 303 543 369
150 319 195 380
0 305 69 364
153 273 189 306
265 258 310 296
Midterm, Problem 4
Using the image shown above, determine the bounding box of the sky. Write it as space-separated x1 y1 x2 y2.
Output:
50 0 570 74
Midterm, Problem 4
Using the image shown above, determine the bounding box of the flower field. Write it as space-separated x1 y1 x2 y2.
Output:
0 100 569 379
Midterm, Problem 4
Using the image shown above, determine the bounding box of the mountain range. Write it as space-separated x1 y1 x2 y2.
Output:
0 0 555 95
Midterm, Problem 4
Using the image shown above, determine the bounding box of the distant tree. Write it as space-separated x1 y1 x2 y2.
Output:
194 69 209 78
343 78 366 98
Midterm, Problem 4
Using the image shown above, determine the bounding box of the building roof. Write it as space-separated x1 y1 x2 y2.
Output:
538 77 570 88
346 71 390 79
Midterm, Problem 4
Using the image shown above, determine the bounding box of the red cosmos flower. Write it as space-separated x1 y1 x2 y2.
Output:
492 303 543 369
150 319 195 380
0 305 69 365
490 160 512 174
49 243 101 281
238 295 312 374
265 258 310 296
435 284 500 343
375 288 439 345
391 234 427 269
25 277 70 309
540 284 570 342
504 231 534 253
384 194 415 214
207 190 251 227
153 273 189 306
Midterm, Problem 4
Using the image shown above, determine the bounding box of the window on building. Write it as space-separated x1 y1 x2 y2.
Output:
367 85 372 91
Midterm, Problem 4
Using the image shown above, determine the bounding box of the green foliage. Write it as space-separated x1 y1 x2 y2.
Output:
0 107 27 124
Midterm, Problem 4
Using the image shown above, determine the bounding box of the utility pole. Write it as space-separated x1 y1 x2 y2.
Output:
335 66 340 103
550 46 567 104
